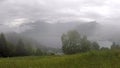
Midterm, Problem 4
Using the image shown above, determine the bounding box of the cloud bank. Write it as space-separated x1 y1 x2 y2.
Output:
0 0 120 32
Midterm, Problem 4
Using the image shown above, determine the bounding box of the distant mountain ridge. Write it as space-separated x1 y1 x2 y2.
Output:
20 21 99 48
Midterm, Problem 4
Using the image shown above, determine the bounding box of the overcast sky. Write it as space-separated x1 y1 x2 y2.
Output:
0 0 120 32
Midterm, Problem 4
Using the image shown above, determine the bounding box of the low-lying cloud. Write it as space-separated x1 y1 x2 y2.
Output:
0 0 120 32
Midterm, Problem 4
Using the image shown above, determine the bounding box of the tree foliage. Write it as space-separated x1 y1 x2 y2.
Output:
111 42 120 50
0 33 43 57
61 30 100 54
91 41 100 50
16 39 28 56
35 48 43 56
61 30 81 54
0 33 10 57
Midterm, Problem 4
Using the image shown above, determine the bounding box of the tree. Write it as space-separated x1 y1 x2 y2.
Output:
16 39 27 56
80 36 91 52
35 48 43 56
7 42 16 57
61 30 92 54
101 47 109 51
111 42 120 50
91 41 100 50
0 33 46 57
0 33 10 57
26 44 35 56
61 30 81 54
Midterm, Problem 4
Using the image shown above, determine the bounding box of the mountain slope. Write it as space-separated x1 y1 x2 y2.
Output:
20 21 99 48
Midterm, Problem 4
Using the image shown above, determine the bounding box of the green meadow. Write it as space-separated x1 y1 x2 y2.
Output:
0 50 120 68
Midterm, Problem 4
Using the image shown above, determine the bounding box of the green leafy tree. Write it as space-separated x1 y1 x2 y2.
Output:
91 41 100 50
80 36 91 52
61 30 81 54
61 30 92 54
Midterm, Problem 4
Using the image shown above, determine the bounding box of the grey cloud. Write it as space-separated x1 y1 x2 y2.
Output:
1 0 120 48
0 0 120 32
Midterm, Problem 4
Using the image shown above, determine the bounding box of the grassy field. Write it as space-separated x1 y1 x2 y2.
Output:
0 51 120 68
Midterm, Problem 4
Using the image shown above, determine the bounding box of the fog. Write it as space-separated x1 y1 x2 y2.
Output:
0 0 120 48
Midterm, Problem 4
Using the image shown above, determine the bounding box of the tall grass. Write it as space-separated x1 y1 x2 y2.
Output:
0 50 120 68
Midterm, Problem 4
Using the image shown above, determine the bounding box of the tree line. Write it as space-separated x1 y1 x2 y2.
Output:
61 30 120 54
0 33 44 57
1 30 120 57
